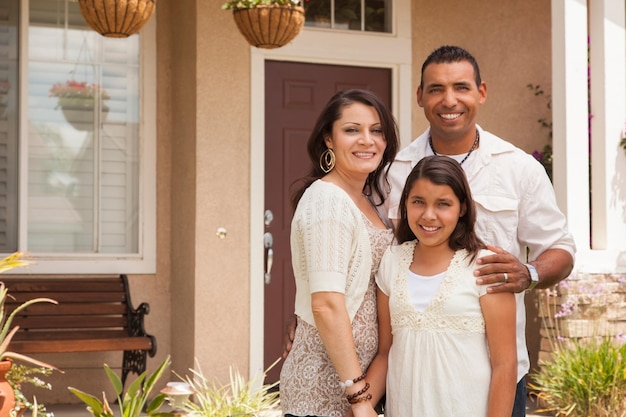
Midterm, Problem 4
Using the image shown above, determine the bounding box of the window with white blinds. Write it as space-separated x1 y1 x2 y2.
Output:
0 0 155 272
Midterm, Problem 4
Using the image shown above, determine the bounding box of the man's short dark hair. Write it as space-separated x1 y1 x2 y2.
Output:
420 45 482 89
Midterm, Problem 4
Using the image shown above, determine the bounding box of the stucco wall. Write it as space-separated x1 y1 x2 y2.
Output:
186 0 252 381
167 0 199 380
411 0 553 155
154 0 253 386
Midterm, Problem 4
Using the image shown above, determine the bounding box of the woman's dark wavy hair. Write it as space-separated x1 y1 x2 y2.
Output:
419 45 482 89
291 89 400 209
395 155 485 260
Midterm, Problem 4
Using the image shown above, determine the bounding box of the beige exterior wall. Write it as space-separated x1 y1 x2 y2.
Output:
166 0 253 382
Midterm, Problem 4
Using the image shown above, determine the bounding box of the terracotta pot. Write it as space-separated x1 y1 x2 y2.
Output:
78 0 156 38
232 5 305 49
0 359 15 417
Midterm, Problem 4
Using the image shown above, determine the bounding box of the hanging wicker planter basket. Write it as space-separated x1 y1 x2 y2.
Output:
232 5 305 49
78 0 156 38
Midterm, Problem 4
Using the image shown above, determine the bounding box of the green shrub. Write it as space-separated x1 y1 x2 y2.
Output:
68 355 171 417
7 364 53 417
530 279 626 417
531 337 626 417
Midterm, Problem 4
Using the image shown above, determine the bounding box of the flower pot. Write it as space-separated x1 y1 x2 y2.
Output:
0 360 15 416
232 5 305 49
59 98 109 131
78 0 156 38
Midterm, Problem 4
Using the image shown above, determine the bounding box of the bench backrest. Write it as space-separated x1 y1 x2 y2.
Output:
1 275 133 340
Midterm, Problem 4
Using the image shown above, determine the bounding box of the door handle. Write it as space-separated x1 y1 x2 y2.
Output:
264 232 273 284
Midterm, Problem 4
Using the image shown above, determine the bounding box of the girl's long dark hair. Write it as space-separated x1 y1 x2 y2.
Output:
396 155 485 260
291 89 400 210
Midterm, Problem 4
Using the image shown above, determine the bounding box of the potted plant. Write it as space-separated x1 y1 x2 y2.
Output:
77 0 156 38
0 253 59 416
49 80 110 131
177 358 280 416
222 0 304 49
529 280 626 416
7 363 54 417
68 355 171 417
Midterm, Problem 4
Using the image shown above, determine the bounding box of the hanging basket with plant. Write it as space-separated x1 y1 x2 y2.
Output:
49 80 110 131
77 0 156 38
222 0 304 49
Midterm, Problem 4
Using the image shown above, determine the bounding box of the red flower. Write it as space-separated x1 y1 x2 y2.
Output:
49 80 110 100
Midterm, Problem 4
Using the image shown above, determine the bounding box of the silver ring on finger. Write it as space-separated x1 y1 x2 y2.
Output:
503 272 509 283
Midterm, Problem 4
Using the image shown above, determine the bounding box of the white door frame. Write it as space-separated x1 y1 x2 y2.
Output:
248 0 413 376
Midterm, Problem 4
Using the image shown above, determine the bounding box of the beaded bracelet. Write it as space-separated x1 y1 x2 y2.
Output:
348 393 373 405
339 371 367 390
345 382 370 402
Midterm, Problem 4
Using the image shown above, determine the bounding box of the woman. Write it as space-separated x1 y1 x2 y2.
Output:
280 89 399 417
370 156 517 416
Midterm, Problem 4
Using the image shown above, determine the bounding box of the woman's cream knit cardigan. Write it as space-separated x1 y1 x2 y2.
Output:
291 180 373 327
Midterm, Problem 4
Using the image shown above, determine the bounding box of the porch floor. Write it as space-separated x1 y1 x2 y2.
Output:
46 396 552 416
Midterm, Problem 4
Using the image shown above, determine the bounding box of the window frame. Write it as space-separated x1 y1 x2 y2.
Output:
12 3 156 274
303 0 393 33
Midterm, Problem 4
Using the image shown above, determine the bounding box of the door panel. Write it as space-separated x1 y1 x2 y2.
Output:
264 61 391 383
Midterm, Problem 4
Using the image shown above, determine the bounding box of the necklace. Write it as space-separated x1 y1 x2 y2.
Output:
429 129 480 165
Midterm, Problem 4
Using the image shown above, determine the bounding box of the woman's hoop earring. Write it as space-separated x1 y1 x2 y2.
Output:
320 148 336 173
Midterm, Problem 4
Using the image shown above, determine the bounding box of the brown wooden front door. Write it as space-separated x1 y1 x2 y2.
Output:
264 60 391 383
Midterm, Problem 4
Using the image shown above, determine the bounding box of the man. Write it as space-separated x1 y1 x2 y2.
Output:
381 45 576 417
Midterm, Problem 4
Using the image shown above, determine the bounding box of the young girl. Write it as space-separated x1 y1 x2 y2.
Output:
368 155 517 416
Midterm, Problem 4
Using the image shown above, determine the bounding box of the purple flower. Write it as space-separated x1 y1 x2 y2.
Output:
555 300 576 318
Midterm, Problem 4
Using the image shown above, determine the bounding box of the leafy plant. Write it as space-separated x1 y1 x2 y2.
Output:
530 338 626 417
68 355 171 417
529 278 626 417
180 358 280 416
532 144 553 182
0 252 30 274
49 80 110 101
0 253 59 370
222 0 300 10
0 253 58 417
7 364 54 417
527 83 553 181
527 84 553 136
49 80 110 111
